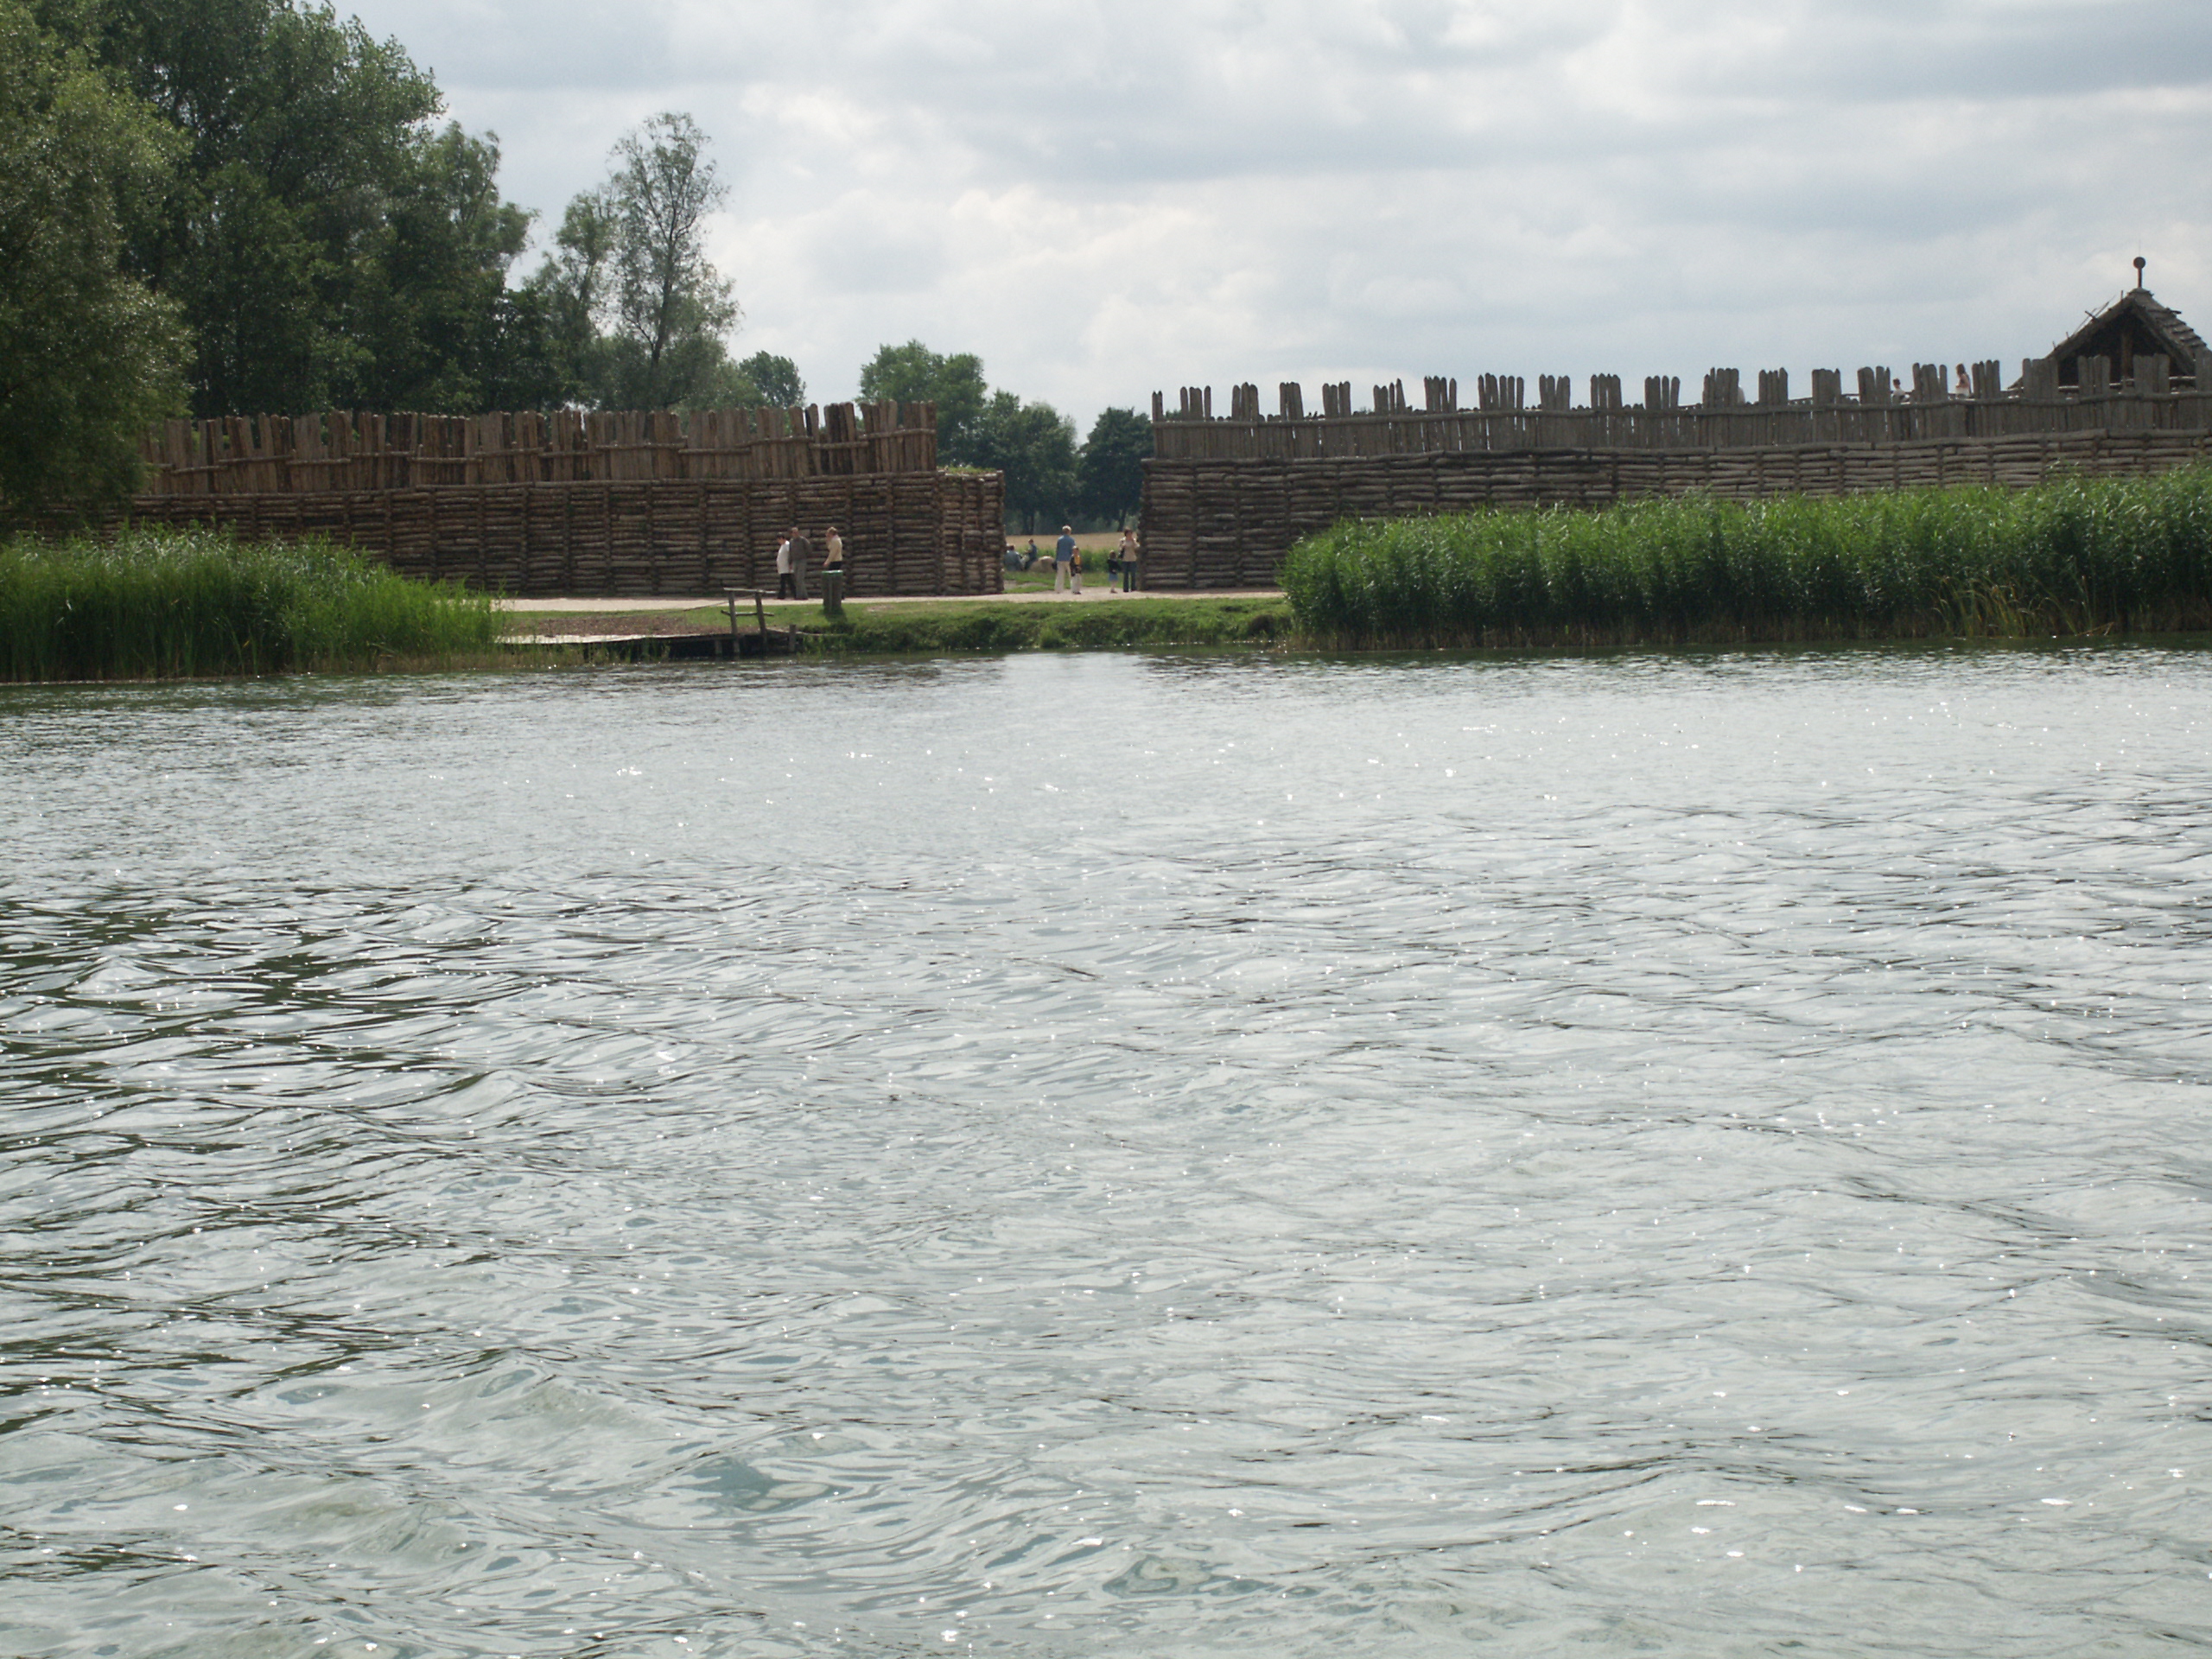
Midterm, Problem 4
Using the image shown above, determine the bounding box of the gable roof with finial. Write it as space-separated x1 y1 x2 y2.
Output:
2040 265 2208 385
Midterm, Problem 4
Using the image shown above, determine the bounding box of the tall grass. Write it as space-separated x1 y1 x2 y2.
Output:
0 528 503 681
1281 467 2212 648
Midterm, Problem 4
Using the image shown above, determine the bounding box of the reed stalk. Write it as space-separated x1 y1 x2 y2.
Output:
1280 467 2212 648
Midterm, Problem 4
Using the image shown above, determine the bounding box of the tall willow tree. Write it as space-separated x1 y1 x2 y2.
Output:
532 112 749 409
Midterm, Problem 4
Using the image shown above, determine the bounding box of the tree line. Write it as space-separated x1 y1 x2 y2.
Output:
858 343 1150 532
0 0 1149 529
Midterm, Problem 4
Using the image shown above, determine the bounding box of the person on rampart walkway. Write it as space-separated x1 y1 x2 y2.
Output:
775 535 796 600
1117 528 1139 592
1054 525 1076 594
787 524 812 600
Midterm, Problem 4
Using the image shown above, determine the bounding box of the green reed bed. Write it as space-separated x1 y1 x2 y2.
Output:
0 528 503 681
1281 467 2212 648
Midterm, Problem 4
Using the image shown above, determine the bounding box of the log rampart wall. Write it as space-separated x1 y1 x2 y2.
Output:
1150 356 2212 465
118 471 1007 598
1141 353 2212 587
136 401 938 493
1138 428 2212 590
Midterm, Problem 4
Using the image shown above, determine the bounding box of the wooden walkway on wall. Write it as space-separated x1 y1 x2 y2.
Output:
1137 429 2212 590
122 472 1007 599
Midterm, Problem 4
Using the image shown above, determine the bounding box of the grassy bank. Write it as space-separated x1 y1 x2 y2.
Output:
1281 467 2212 648
1 528 504 681
601 594 1292 654
811 594 1287 652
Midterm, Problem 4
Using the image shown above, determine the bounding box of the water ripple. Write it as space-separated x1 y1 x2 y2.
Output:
3 645 2211 1655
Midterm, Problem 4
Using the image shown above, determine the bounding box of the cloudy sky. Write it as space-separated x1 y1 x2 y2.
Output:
346 0 2212 429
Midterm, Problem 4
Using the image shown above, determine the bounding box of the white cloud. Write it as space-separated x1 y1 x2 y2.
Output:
349 0 2212 425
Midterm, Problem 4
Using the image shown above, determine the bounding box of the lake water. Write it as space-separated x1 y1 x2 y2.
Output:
4 644 2212 1657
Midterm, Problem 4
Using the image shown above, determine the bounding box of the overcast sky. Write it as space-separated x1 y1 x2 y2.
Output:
346 0 2212 429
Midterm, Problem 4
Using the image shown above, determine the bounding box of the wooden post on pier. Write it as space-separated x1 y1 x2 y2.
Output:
727 588 772 658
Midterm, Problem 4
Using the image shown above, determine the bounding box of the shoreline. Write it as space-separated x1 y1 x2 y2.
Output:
499 591 1296 657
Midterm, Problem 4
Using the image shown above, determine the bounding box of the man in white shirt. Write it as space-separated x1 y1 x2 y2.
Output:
787 524 812 601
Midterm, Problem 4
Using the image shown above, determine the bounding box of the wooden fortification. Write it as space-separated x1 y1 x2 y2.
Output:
119 402 1004 597
1140 319 2212 588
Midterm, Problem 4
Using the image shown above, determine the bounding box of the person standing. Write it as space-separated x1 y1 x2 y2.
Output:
1057 526 1084 597
1117 528 1139 593
788 524 812 601
823 524 846 591
775 534 796 600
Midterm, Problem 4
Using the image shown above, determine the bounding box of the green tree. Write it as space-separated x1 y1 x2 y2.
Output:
340 124 550 410
531 185 616 401
601 112 741 407
532 112 746 409
0 0 183 518
1076 406 1152 526
49 0 547 416
736 351 805 408
976 391 1077 536
857 340 988 463
86 0 435 412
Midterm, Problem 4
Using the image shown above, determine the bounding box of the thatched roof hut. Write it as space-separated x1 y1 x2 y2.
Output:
2039 276 2208 387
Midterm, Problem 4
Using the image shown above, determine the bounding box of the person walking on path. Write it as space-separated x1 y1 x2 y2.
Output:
787 524 812 601
1054 525 1076 594
775 535 796 600
1117 528 1139 593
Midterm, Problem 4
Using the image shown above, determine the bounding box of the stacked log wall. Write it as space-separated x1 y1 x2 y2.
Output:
1150 367 2212 465
114 472 1007 598
134 401 940 495
1139 429 2212 589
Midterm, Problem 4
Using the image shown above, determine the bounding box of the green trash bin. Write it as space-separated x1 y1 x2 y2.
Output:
821 569 844 617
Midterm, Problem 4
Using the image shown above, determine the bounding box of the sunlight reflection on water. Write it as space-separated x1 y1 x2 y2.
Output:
3 644 2211 1656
